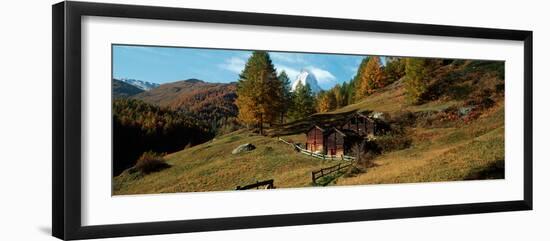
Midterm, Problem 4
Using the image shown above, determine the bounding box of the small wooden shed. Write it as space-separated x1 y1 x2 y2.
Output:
305 125 326 154
341 113 376 137
325 128 361 156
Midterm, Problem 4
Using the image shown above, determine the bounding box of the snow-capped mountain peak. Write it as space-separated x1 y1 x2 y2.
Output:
119 78 159 91
291 69 322 93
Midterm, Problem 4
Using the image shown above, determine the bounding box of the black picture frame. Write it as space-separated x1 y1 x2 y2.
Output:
52 1 533 240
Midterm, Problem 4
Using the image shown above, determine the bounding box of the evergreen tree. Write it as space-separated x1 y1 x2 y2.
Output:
288 82 315 121
235 51 283 134
332 84 343 108
340 82 349 107
277 70 292 123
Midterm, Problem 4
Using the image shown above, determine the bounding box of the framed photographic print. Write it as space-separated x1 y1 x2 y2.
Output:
52 1 533 240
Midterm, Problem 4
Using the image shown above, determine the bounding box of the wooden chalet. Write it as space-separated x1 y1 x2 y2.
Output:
325 128 361 156
305 125 326 153
303 112 389 158
341 112 376 137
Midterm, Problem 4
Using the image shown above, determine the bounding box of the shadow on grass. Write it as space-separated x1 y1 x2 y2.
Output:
464 159 504 180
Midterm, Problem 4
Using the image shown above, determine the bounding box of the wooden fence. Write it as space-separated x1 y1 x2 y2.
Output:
278 137 355 161
236 179 275 190
311 162 353 184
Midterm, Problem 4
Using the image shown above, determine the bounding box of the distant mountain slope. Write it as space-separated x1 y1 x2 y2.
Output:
112 78 144 99
133 79 239 133
119 78 160 91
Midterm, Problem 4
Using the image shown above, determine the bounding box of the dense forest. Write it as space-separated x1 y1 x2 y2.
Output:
112 99 214 175
133 80 241 135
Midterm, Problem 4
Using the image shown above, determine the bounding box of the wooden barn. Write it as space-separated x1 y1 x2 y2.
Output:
325 128 361 156
305 125 326 153
341 113 376 137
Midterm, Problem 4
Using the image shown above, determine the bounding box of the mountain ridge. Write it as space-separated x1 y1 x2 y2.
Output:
119 78 160 91
291 69 323 93
112 78 144 99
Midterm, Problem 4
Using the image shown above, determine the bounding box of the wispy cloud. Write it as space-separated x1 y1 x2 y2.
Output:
305 66 336 85
347 65 359 74
219 57 246 74
116 45 172 57
271 52 308 64
275 64 300 80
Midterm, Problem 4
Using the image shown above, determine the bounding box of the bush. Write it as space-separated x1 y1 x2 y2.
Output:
388 110 416 127
464 60 504 80
345 147 377 177
373 134 412 153
350 142 379 166
132 151 170 175
344 165 366 177
495 83 505 95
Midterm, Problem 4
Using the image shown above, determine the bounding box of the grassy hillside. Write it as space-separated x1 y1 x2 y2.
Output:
336 102 504 186
114 129 341 194
114 102 503 194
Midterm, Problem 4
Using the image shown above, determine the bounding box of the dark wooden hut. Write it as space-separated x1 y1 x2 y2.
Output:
325 128 361 156
341 113 376 137
305 125 326 153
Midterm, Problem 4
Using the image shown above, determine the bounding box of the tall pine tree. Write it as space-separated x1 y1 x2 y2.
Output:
288 82 315 121
277 70 292 124
236 51 284 134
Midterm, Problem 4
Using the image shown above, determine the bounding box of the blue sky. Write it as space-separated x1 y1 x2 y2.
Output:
113 45 369 90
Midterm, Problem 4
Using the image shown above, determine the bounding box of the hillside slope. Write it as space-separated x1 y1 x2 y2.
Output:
133 79 239 133
133 79 236 109
114 129 341 194
337 102 504 186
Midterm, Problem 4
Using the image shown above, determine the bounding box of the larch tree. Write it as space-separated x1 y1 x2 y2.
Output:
317 90 337 113
235 51 284 135
404 57 429 104
355 56 386 101
384 57 406 84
